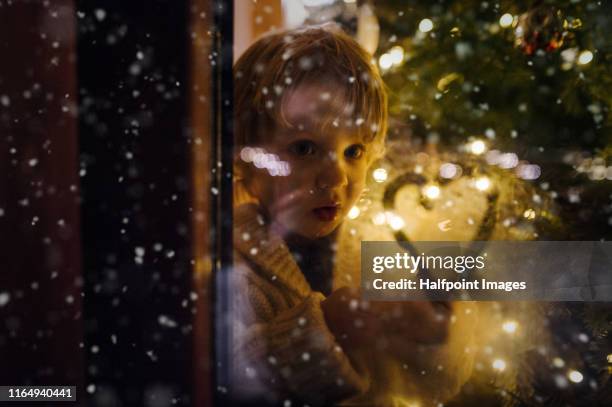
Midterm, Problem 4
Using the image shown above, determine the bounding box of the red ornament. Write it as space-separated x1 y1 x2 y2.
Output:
514 5 565 55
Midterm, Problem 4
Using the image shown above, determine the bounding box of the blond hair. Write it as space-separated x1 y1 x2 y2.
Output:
234 25 388 158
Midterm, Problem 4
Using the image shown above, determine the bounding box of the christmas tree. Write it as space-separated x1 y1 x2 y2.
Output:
360 0 612 404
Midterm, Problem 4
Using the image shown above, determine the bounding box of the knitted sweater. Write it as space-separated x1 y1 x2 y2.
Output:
231 203 477 406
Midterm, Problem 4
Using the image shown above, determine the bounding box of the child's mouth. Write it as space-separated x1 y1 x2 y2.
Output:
312 206 340 222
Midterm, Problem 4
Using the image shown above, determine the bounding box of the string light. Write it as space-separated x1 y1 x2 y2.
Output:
378 53 393 70
499 13 514 28
516 164 541 180
386 211 405 231
577 50 593 65
553 357 565 368
418 18 434 33
561 48 578 64
379 47 405 71
439 163 460 179
372 212 386 225
372 168 388 183
475 176 491 191
492 358 507 372
502 320 518 334
469 139 487 155
240 146 290 176
523 209 536 220
389 46 405 65
347 206 360 219
423 184 441 200
487 150 519 169
568 370 583 383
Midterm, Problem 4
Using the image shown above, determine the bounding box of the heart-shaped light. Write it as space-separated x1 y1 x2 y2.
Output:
382 165 499 274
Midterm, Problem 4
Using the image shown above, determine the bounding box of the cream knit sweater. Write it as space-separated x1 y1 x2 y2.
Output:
231 203 477 406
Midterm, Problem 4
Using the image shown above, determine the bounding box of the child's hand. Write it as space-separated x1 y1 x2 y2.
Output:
321 288 452 348
369 301 452 345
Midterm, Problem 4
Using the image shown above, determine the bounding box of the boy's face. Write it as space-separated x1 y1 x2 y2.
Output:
242 84 374 239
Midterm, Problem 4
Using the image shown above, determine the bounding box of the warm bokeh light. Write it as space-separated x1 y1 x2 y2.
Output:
378 53 393 70
568 370 583 383
418 18 433 33
373 212 387 225
423 184 441 200
492 358 507 372
553 357 565 368
389 45 405 65
523 209 536 220
499 13 514 28
475 176 491 191
516 164 541 180
372 168 388 183
469 139 487 155
386 212 405 231
347 206 360 219
578 50 593 65
502 320 518 334
439 163 459 179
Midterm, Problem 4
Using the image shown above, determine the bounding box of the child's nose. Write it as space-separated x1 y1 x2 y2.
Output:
315 154 348 190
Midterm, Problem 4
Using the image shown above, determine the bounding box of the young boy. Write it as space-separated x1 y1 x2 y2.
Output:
231 25 476 406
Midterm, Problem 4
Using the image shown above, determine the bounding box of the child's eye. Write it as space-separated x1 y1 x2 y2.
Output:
289 140 317 157
344 144 365 160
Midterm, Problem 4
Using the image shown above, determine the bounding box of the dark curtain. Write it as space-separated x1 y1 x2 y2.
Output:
1 1 201 406
0 0 84 398
77 1 194 406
